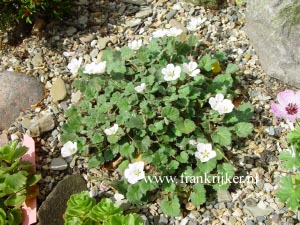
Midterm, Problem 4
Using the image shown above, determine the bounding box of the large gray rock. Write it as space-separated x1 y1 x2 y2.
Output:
38 175 87 225
245 0 300 86
0 72 44 130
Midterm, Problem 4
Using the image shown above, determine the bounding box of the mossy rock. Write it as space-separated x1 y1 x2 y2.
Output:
184 0 227 9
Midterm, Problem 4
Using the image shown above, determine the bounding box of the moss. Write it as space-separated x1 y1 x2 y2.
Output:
184 0 227 9
275 0 300 33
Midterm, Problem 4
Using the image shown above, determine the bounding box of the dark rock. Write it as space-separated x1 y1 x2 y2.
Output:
0 72 44 130
38 175 87 225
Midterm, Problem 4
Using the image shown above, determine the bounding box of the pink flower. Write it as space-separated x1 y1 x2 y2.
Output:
271 90 300 122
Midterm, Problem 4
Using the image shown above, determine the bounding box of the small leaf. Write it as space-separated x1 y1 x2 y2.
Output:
225 63 239 74
234 122 253 137
160 196 180 217
212 127 232 146
126 184 143 204
4 194 26 207
175 119 196 134
190 184 206 206
161 106 180 121
89 198 122 222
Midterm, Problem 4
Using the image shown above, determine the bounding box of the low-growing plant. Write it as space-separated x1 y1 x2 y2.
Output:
0 0 72 30
64 191 143 225
271 90 300 210
62 30 253 216
0 141 41 225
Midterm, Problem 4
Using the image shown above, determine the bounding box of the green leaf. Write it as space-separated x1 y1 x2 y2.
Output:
199 55 212 72
120 143 135 158
175 119 196 134
121 46 135 60
160 196 180 217
190 184 206 205
176 151 189 163
4 172 27 194
225 63 239 74
213 73 233 87
65 192 96 220
214 51 227 62
89 198 122 222
161 106 180 121
4 194 26 207
122 214 144 225
126 184 143 204
92 133 104 144
276 176 300 211
224 102 254 124
168 160 179 174
7 208 22 225
212 127 232 146
27 173 41 186
279 150 300 170
107 135 119 144
234 122 253 137
127 115 145 129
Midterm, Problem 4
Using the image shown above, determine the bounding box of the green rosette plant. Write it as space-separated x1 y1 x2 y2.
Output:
0 141 41 225
64 192 143 225
62 31 253 216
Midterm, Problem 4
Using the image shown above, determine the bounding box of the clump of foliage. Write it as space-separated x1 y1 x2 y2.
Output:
0 0 72 31
184 0 227 9
271 89 300 210
62 33 253 216
0 141 41 224
276 124 300 210
64 192 143 225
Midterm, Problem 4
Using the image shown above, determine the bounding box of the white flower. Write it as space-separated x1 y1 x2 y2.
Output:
167 27 183 37
152 29 168 38
187 17 207 31
104 124 119 136
83 61 106 74
67 57 82 76
183 61 201 77
162 64 181 81
114 192 125 201
61 141 78 158
195 143 216 162
134 83 146 93
215 99 234 115
124 162 145 184
209 94 224 110
189 140 198 146
128 40 143 50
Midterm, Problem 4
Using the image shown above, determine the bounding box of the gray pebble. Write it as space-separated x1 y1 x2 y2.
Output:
165 10 178 21
50 158 68 171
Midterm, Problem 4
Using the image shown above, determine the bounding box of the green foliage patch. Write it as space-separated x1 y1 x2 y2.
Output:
62 33 253 216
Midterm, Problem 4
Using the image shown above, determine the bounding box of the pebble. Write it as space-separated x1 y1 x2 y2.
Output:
0 133 8 146
50 158 68 170
123 0 147 5
217 190 232 202
50 78 67 103
158 215 168 224
135 8 153 18
165 9 178 21
272 214 281 224
28 113 55 137
97 37 110 50
125 18 142 27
